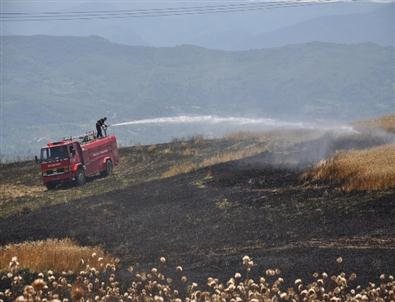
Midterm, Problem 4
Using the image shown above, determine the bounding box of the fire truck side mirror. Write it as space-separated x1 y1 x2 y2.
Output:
34 155 39 164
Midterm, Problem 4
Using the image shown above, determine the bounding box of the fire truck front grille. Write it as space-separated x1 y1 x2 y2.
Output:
44 167 69 176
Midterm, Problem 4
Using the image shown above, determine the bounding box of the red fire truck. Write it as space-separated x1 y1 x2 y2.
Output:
37 132 119 189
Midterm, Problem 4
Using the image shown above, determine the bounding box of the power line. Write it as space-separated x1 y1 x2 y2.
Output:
0 1 337 22
0 1 329 15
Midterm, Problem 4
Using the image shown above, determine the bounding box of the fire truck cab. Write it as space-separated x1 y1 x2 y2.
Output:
37 133 119 189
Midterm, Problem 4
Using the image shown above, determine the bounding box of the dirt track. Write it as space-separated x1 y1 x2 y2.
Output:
1 137 394 286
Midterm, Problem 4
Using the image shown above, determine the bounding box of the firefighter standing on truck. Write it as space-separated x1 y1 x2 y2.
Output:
96 117 108 138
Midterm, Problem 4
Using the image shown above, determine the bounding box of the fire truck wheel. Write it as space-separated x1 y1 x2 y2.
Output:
45 183 56 190
75 168 86 186
104 160 113 176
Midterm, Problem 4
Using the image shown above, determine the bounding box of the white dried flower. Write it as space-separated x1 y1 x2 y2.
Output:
15 296 25 302
242 256 250 264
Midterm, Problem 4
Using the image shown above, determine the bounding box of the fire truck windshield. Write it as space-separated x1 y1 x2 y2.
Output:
40 146 69 162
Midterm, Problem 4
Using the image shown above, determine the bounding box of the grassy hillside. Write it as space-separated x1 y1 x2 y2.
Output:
3 36 393 121
1 125 394 298
1 126 393 217
1 36 394 158
0 134 272 217
0 128 394 293
354 114 395 133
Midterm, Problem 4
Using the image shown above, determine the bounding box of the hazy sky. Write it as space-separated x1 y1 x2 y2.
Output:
1 1 393 48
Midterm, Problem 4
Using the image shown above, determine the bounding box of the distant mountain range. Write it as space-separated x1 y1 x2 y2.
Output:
3 3 393 50
197 3 394 50
1 35 394 157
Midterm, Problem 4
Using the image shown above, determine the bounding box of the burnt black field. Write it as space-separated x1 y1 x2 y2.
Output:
1 133 394 287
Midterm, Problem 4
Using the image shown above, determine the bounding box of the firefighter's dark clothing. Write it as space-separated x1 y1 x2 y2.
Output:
96 118 107 138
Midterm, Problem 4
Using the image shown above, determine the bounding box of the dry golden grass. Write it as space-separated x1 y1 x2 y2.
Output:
161 162 199 178
354 114 395 133
161 147 173 155
201 146 265 166
224 131 262 141
161 146 266 178
307 144 395 191
147 144 158 152
0 184 44 205
0 239 114 273
215 198 233 209
181 147 198 157
192 135 205 145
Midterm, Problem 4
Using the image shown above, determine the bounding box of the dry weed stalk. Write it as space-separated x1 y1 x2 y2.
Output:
1 254 394 302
